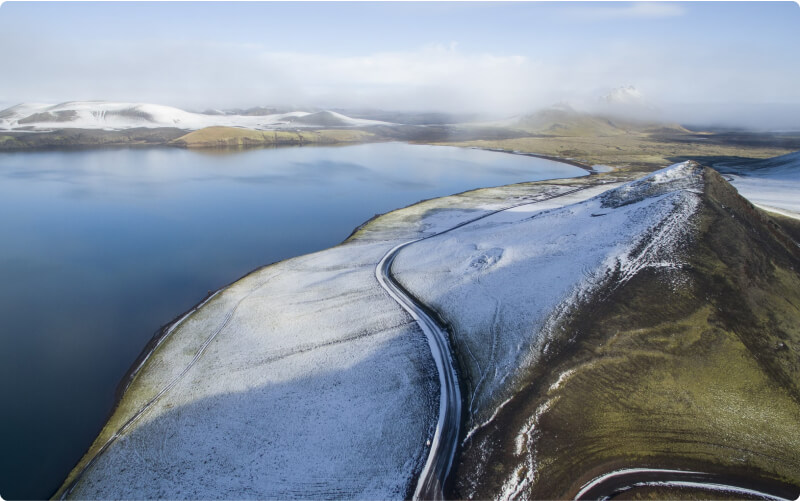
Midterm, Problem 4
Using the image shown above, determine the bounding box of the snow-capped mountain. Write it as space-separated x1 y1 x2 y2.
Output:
594 85 660 119
601 85 647 106
0 101 390 131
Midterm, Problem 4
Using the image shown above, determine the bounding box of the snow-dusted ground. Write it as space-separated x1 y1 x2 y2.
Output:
0 101 389 131
392 162 704 430
68 239 439 499
62 172 625 499
716 151 800 218
729 176 800 217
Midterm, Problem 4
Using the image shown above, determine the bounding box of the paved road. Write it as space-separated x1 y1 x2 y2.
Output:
63 183 598 500
575 468 800 501
377 240 461 500
376 186 595 500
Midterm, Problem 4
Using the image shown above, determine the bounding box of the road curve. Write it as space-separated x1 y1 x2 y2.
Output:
376 183 800 501
574 468 799 501
377 241 461 500
376 186 595 500
64 182 596 500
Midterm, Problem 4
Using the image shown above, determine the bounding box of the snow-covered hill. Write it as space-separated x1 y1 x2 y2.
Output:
393 162 704 427
0 101 390 131
56 167 625 500
715 150 800 217
716 150 800 180
594 85 661 120
55 160 800 499
601 85 647 107
61 163 700 498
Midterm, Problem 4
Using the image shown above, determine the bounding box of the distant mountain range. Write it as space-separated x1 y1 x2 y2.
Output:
1 99 690 136
0 102 390 131
504 104 690 137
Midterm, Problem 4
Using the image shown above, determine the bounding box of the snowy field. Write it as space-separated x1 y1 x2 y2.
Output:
68 238 439 499
61 172 625 499
717 150 800 218
729 176 800 217
0 101 388 131
393 162 704 431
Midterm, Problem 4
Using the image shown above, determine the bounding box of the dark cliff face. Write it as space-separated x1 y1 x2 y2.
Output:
450 167 800 499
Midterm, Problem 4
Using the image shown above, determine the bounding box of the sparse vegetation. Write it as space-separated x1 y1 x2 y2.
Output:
434 133 799 173
453 169 800 499
0 128 187 150
171 126 375 148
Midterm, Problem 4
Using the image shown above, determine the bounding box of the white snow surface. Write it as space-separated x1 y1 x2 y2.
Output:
0 101 389 130
729 175 800 215
718 151 800 217
70 238 439 499
392 161 704 427
718 150 800 180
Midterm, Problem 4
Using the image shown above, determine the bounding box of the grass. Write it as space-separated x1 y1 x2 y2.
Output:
171 126 374 148
0 135 20 146
432 134 796 172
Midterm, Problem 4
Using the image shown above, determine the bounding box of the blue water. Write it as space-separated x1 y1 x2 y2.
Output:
0 142 586 499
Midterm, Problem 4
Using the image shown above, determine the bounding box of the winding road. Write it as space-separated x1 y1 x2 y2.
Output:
376 185 596 500
375 182 800 501
574 468 799 501
377 241 461 501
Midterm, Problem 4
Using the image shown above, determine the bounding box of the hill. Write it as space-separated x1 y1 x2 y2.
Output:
712 150 800 218
170 126 375 148
507 105 690 137
0 128 187 150
285 110 388 127
0 101 386 131
715 150 800 179
414 166 800 499
54 163 800 499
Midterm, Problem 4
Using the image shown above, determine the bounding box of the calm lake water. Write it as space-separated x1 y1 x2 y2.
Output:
0 142 586 499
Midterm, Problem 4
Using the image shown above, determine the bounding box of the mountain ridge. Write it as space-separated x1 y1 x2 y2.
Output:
450 166 800 499
0 101 388 131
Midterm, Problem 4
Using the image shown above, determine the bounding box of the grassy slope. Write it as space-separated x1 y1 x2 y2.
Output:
170 126 374 148
434 134 795 173
452 169 800 499
430 111 800 172
0 128 187 150
511 108 690 138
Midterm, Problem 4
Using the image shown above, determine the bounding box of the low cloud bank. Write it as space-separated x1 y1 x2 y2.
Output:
2 38 799 130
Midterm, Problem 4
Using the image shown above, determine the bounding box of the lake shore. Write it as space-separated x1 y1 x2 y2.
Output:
56 161 800 500
51 159 800 500
0 143 589 500
54 165 626 499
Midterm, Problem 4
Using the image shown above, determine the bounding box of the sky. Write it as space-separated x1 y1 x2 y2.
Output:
1 1 799 128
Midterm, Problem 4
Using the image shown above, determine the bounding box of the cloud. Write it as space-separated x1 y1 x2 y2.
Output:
563 2 685 21
2 31 800 129
0 38 559 114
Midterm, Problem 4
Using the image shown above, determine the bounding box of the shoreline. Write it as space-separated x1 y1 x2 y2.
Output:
53 153 604 499
110 151 601 420
50 158 800 499
466 146 599 173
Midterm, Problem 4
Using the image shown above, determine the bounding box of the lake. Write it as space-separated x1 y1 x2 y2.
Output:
0 142 586 499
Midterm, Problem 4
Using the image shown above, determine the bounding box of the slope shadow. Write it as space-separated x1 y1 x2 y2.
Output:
68 337 438 500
